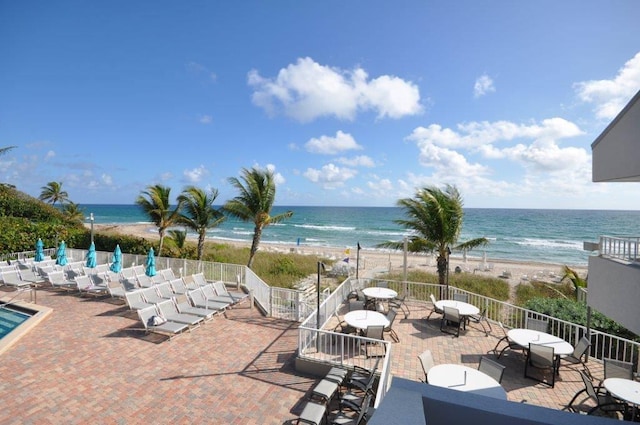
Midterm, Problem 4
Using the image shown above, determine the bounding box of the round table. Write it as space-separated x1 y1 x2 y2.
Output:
604 378 640 406
427 364 507 400
506 329 574 356
344 310 390 330
363 287 398 300
435 300 480 317
363 287 398 313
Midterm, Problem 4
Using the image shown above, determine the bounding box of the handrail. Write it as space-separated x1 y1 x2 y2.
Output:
599 235 640 262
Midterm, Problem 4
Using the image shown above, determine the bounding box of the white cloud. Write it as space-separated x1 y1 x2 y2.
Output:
305 131 362 155
406 117 589 184
303 163 357 189
183 165 208 183
199 115 213 124
408 118 583 149
574 51 640 119
336 155 375 168
473 74 495 98
265 163 286 185
187 62 217 82
101 174 113 186
44 150 55 160
248 57 422 122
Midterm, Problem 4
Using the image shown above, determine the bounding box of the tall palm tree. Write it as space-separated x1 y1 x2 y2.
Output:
135 184 182 257
177 186 226 260
223 167 293 268
39 181 69 206
379 184 488 286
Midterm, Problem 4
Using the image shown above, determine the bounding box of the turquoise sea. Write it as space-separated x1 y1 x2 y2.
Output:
82 205 640 266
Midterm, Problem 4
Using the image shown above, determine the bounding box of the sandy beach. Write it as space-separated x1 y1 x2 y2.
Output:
92 223 588 287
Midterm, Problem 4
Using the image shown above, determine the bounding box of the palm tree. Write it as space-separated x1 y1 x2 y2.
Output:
61 201 85 222
39 181 69 206
168 229 187 249
561 265 587 300
223 167 293 268
135 184 182 257
379 184 488 287
0 146 16 156
177 186 226 260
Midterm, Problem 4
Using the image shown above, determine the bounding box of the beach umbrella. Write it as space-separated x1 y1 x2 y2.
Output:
56 241 68 266
110 244 122 273
35 238 45 262
85 241 97 268
145 248 156 277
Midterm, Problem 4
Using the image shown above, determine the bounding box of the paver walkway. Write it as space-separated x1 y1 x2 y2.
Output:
0 287 314 424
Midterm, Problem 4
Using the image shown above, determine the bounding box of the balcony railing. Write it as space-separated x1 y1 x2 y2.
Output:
599 235 640 262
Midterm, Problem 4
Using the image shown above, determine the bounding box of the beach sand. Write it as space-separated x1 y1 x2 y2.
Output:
92 223 588 287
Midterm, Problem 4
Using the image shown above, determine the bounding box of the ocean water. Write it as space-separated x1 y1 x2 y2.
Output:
81 205 640 266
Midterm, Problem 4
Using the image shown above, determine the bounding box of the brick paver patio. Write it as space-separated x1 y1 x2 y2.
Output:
1 287 610 424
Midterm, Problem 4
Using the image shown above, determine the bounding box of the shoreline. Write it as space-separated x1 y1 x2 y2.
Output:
91 223 588 287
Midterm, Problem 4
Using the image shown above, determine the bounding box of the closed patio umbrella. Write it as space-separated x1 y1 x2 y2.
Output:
145 248 156 277
85 241 97 268
35 238 45 262
110 244 122 273
56 241 68 266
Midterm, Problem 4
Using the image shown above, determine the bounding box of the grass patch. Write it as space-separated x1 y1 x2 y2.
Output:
201 242 332 289
515 280 575 305
381 270 510 301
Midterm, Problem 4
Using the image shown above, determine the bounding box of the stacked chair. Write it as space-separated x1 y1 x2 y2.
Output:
296 360 379 425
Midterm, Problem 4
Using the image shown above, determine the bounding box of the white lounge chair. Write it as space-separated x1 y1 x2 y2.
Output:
173 294 215 321
124 290 155 310
0 269 31 288
213 281 247 304
75 275 107 296
137 305 188 339
156 299 203 327
187 287 229 313
46 270 76 291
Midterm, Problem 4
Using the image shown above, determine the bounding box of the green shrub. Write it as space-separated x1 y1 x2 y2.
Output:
524 297 638 342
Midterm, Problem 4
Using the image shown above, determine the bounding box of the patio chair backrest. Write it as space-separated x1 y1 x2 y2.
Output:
526 318 548 332
443 306 460 324
528 343 555 368
604 358 634 380
453 293 469 303
157 282 175 299
385 309 397 330
580 370 599 400
365 325 384 341
478 356 506 383
572 336 591 360
137 305 159 329
161 268 176 281
418 350 435 381
429 293 438 305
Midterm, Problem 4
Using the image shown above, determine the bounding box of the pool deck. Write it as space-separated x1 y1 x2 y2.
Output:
0 287 611 423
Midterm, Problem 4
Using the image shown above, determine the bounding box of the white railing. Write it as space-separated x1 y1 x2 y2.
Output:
599 235 640 262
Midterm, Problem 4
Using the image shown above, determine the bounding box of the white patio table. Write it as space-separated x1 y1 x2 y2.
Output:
344 310 390 331
506 329 574 356
434 300 479 317
427 364 507 400
603 378 640 406
363 287 398 312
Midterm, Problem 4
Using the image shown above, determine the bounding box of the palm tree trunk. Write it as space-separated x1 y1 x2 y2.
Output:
247 225 263 269
158 229 165 257
197 231 205 260
436 254 447 286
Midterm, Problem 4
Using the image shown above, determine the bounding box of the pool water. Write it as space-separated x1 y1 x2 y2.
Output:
0 305 30 339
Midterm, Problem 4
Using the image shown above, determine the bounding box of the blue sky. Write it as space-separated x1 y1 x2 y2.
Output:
2 1 640 209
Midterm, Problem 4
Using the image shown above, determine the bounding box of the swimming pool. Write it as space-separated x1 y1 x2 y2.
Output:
0 303 33 339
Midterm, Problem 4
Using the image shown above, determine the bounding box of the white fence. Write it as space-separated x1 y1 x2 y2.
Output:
599 235 640 262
